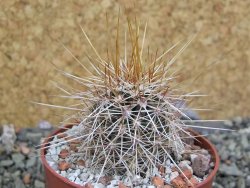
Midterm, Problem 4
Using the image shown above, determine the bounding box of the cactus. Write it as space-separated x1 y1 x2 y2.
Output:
41 21 201 179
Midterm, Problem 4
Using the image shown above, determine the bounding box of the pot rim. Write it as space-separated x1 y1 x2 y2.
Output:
41 125 220 188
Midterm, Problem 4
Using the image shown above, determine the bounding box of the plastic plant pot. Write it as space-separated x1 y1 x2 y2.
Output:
41 125 219 188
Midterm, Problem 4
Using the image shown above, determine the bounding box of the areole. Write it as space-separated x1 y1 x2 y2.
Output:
41 125 220 188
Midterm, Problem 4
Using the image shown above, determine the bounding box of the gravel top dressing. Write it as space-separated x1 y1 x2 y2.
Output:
45 125 214 188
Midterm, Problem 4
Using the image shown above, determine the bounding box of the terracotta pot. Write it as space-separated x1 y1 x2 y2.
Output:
41 125 219 188
188 129 220 188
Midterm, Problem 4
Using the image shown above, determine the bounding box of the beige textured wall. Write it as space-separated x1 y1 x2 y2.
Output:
0 0 249 127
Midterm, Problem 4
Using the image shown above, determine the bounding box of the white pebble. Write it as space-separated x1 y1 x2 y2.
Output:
152 167 160 176
61 171 66 177
93 183 105 188
147 186 155 188
110 179 119 185
114 175 121 180
69 173 76 178
87 174 94 181
201 149 209 155
74 169 81 176
45 155 53 162
165 159 171 166
80 173 89 182
49 147 57 155
190 154 198 163
142 178 149 184
179 161 193 173
133 175 141 180
123 177 133 186
56 147 61 154
69 176 76 182
82 168 88 173
170 171 179 181
67 168 73 172
74 177 82 185
51 155 59 161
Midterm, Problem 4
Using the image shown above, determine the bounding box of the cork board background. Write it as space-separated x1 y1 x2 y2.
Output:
0 0 249 127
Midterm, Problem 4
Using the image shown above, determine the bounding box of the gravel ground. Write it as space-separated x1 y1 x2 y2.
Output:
0 117 249 188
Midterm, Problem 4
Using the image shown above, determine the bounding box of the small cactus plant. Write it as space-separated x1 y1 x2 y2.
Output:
41 20 204 181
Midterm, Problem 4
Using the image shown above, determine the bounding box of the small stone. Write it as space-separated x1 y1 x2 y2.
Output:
200 149 209 155
170 171 179 181
77 159 85 166
12 153 25 163
241 134 249 149
110 179 119 185
233 116 242 125
180 168 192 179
192 154 210 177
14 177 26 188
213 182 223 188
119 182 129 188
34 180 45 188
224 120 233 127
178 161 192 172
0 160 14 167
152 176 164 187
23 173 31 184
123 177 132 187
98 176 112 185
246 175 250 186
58 161 70 171
186 177 199 187
171 167 178 172
85 183 94 188
166 159 171 166
114 175 121 180
74 169 81 176
94 183 105 188
26 132 42 143
209 162 214 168
69 143 79 152
61 171 67 177
59 149 69 159
26 158 36 168
219 163 243 176
38 120 52 129
88 174 94 181
1 125 16 153
171 176 187 188
12 170 21 177
19 143 30 155
190 154 198 163
69 176 76 182
80 173 89 182
75 177 82 185
237 177 245 188
158 165 165 175
228 142 236 151
163 185 172 188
